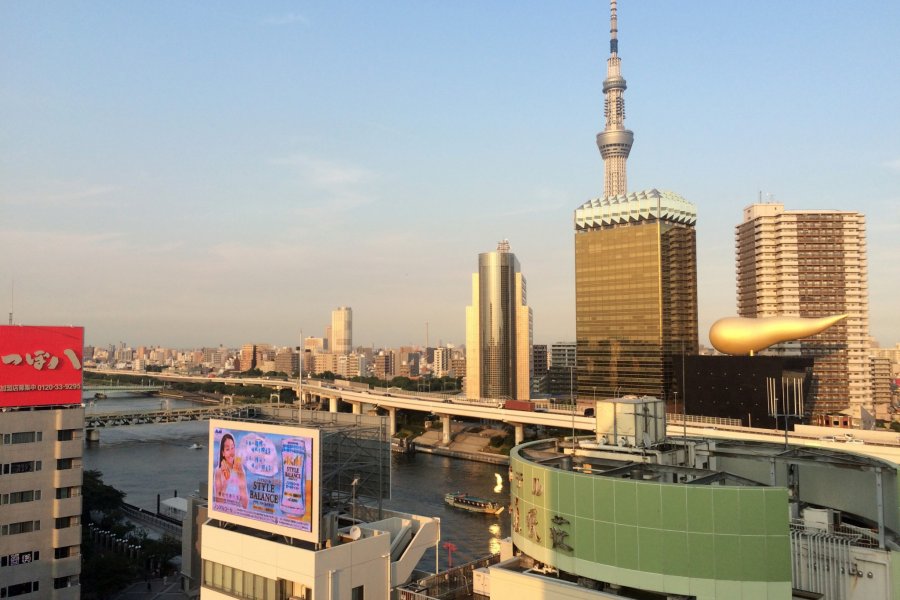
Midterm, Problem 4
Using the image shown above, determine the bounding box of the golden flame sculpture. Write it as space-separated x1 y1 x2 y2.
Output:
709 314 847 356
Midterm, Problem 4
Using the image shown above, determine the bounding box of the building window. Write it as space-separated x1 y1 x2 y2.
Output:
1 580 39 597
54 546 78 559
3 461 41 475
57 429 77 442
2 432 41 445
55 486 80 499
53 576 78 589
1 521 40 536
1 491 40 505
352 585 365 600
202 559 280 599
56 458 80 470
54 516 79 530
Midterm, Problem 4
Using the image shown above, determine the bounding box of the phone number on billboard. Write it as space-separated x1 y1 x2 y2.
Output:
1 383 82 392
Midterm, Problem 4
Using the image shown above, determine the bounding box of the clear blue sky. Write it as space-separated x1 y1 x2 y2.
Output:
2 1 898 349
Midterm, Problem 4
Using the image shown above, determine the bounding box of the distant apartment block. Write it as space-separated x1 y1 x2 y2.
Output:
337 353 367 379
396 352 420 378
871 356 894 420
331 307 352 356
433 347 451 378
450 356 466 380
274 348 299 376
373 353 394 380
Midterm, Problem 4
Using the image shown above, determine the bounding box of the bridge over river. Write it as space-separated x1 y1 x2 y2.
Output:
83 382 164 395
83 404 268 441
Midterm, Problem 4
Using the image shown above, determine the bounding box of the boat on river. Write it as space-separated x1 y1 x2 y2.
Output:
444 492 504 515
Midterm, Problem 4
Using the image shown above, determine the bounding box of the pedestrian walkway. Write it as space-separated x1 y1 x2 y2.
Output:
112 577 195 600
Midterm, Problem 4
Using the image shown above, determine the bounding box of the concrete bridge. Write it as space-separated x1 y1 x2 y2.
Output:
83 404 267 441
83 383 164 395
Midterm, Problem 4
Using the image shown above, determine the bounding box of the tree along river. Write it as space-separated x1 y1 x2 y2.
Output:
82 394 510 569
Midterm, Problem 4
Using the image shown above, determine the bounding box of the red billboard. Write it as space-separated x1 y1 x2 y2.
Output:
0 326 84 407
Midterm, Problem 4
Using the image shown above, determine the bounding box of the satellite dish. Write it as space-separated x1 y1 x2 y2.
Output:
348 526 362 540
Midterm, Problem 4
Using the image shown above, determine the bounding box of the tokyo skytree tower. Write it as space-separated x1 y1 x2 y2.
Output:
596 0 634 199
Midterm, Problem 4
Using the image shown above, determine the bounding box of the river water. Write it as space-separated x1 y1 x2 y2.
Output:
81 395 509 568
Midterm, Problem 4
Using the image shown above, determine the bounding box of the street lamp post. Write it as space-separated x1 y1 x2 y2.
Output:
570 366 576 449
351 474 360 523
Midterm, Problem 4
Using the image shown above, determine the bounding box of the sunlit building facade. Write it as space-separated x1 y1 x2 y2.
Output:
465 241 532 401
331 307 353 356
575 190 698 400
735 203 870 417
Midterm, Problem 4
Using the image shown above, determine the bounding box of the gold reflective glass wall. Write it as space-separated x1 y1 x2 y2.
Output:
575 220 697 400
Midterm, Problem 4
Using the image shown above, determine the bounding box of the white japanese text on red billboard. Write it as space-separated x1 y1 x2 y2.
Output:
208 420 319 542
0 326 84 407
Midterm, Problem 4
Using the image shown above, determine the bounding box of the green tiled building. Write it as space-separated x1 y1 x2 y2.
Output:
492 414 900 600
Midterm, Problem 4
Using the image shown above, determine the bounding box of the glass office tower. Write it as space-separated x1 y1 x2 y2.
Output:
466 241 532 401
574 189 698 401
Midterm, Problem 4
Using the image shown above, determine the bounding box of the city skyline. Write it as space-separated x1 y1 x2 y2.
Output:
3 2 899 349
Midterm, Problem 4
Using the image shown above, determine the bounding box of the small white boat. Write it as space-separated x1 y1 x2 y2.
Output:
189 443 204 450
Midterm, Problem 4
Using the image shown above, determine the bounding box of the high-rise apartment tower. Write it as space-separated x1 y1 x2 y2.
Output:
736 203 870 417
465 241 532 400
574 2 699 402
331 307 352 356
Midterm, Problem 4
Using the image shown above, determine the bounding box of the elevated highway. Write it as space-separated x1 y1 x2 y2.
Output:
303 384 594 445
92 371 592 445
87 371 900 460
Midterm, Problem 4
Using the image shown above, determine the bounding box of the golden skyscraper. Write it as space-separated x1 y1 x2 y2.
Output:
574 2 698 402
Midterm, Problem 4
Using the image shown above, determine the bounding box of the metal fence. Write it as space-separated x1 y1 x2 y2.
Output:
666 413 742 427
397 554 500 600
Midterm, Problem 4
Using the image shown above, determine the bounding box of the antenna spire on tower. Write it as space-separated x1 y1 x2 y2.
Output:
610 0 618 54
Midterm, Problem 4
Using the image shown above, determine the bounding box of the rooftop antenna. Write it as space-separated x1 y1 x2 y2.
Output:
298 328 304 425
8 280 13 325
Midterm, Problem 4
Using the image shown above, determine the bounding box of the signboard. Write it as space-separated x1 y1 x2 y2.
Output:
1 550 38 567
0 326 83 408
208 420 320 543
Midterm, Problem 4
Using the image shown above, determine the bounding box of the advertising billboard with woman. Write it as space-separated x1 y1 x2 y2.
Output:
208 420 320 542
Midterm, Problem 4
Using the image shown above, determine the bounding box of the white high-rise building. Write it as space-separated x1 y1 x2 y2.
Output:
736 203 870 416
433 347 451 378
331 307 352 356
465 240 532 401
